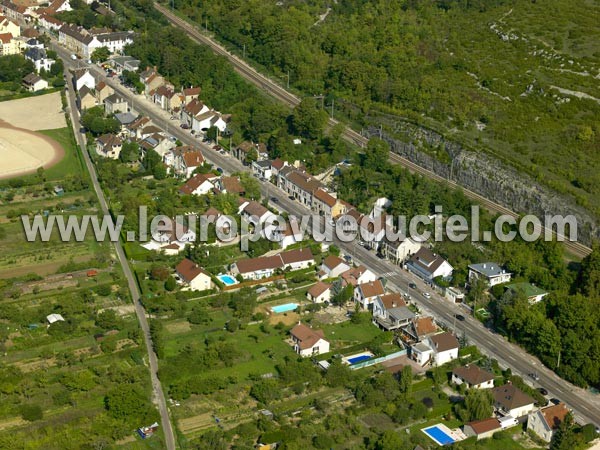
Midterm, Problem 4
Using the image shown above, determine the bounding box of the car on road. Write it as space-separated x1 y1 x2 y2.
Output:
270 196 279 203
423 292 431 299
180 123 190 129
454 314 465 321
537 387 548 396
549 398 561 405
529 372 540 381
70 54 77 60
409 283 417 289
288 195 295 201
343 255 352 263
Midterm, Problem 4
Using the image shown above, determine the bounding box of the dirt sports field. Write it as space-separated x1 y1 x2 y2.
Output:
0 92 67 179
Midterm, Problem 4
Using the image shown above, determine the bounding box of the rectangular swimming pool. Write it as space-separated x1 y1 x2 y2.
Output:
422 425 456 445
217 274 237 286
348 354 372 364
271 303 298 314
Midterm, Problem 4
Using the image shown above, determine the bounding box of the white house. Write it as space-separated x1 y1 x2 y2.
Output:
230 248 314 281
95 133 122 159
428 332 459 366
289 323 330 357
265 219 303 249
73 68 95 91
358 213 387 250
46 313 65 324
24 47 54 72
340 265 377 287
353 279 385 310
381 236 421 264
319 255 351 279
492 384 536 418
406 247 453 282
468 262 512 287
175 258 213 291
166 146 205 178
307 281 331 304
22 73 48 92
445 287 465 303
411 341 434 366
239 201 276 227
372 293 414 331
527 403 570 443
451 365 495 389
251 160 273 180
178 173 218 196
193 110 227 133
104 93 128 115
151 218 196 246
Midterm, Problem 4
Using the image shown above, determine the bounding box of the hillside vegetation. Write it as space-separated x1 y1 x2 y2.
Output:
171 0 600 215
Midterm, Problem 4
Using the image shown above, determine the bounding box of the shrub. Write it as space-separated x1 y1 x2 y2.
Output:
21 404 43 421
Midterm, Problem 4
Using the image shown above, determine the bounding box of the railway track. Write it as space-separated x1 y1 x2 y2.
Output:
155 3 592 259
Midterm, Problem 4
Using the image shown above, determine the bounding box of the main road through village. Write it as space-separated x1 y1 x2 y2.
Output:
52 39 600 432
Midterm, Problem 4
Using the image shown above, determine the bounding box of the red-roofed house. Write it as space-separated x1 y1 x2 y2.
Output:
319 255 351 279
307 282 332 303
452 365 495 389
175 258 213 291
354 279 385 309
179 173 218 196
527 403 570 442
312 188 346 219
289 323 330 357
463 418 502 440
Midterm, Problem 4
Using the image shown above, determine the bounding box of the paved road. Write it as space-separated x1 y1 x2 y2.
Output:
54 45 177 450
154 2 592 259
55 48 599 427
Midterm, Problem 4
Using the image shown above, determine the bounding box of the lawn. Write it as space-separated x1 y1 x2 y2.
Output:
37 127 85 181
321 318 382 349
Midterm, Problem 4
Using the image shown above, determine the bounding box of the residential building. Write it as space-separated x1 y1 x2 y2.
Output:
406 247 453 282
140 66 166 96
251 159 273 180
468 262 512 287
451 365 495 389
411 341 434 366
215 176 244 195
527 403 569 443
266 219 303 249
504 282 548 304
372 293 414 331
319 255 351 279
45 0 72 14
110 55 140 74
78 85 97 110
307 281 331 304
95 133 122 159
340 265 377 287
230 248 314 281
428 332 459 365
181 98 208 127
463 418 502 440
289 323 330 357
181 86 200 104
358 213 388 250
381 236 421 264
199 207 234 237
95 81 113 103
492 384 536 418
354 279 385 310
151 85 183 112
38 14 63 32
402 316 438 342
192 109 227 133
178 173 218 196
22 72 47 92
104 93 128 114
0 31 19 55
278 168 322 207
151 218 196 246
73 68 95 91
165 146 205 178
312 188 346 219
270 158 288 177
59 24 133 59
24 46 54 72
234 141 264 163
239 200 276 227
0 14 19 36
175 258 213 291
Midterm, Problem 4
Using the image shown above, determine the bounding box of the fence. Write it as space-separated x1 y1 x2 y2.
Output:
349 349 408 370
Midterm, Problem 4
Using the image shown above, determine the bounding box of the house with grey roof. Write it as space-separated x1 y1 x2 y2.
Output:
468 262 512 287
406 247 453 282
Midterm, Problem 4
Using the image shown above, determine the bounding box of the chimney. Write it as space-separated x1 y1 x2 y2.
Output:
483 263 487 269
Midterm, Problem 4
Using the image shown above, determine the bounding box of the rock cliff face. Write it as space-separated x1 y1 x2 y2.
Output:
364 122 598 245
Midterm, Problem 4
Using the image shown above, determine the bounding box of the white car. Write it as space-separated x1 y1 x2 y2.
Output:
423 292 431 299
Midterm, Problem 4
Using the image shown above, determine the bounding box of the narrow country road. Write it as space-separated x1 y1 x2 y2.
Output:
54 45 177 450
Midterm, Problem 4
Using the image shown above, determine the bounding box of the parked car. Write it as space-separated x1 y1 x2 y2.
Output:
270 196 279 203
454 314 465 321
423 292 431 299
529 372 540 381
409 283 417 289
537 387 548 396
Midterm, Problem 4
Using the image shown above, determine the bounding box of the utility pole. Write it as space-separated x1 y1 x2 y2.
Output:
557 350 561 368
287 69 290 89
243 44 246 59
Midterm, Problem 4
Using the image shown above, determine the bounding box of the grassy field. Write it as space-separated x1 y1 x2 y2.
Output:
37 127 85 181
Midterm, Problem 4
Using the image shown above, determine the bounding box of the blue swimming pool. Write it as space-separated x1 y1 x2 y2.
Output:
271 303 298 314
218 274 237 286
422 425 455 445
348 354 372 364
